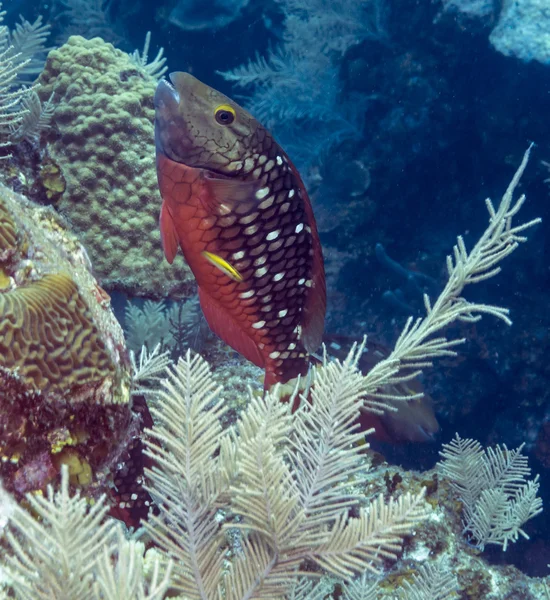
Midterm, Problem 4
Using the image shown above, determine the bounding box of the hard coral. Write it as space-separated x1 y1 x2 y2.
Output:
0 273 114 395
0 184 136 499
37 36 193 298
0 196 16 259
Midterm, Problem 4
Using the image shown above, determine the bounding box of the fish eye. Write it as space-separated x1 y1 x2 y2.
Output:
215 104 236 125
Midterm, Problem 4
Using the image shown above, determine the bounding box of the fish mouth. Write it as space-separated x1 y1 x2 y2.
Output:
154 78 182 160
154 78 180 113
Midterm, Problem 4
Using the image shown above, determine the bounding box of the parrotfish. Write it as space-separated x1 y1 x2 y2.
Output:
154 72 326 389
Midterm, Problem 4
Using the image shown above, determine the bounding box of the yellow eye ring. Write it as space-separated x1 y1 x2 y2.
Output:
215 104 236 125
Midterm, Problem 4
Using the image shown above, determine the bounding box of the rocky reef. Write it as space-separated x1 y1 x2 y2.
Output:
0 183 137 500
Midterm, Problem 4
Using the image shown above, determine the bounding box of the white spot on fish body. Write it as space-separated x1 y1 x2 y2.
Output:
244 158 255 171
255 266 268 277
259 155 267 164
252 321 266 329
233 250 245 260
288 189 295 198
288 342 296 350
240 212 259 225
256 187 270 199
284 236 296 248
278 309 288 317
239 289 255 299
265 159 274 171
269 351 280 359
258 196 274 209
276 156 283 165
266 230 280 241
295 223 304 233
250 243 266 256
305 280 313 287
273 272 285 282
244 224 260 235
268 239 284 252
219 215 237 227
298 278 306 285
228 161 243 172
254 255 267 266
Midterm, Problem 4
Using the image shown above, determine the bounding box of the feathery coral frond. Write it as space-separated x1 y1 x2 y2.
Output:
130 31 168 81
9 15 50 79
360 146 540 410
93 529 173 600
289 341 375 527
439 434 543 550
313 490 428 579
3 467 114 599
142 350 428 598
229 391 301 546
397 562 458 600
9 89 54 142
143 351 228 598
131 343 172 395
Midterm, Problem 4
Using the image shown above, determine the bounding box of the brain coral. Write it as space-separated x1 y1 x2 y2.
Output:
0 184 136 500
0 196 16 260
38 36 192 298
0 273 114 395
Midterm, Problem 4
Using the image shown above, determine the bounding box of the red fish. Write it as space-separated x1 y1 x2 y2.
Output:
154 72 326 389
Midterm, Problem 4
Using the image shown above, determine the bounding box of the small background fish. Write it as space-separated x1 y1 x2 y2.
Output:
320 335 440 443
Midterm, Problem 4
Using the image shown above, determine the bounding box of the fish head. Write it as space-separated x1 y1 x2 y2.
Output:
155 72 260 175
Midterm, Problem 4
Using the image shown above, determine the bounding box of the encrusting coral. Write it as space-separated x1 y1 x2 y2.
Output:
0 183 137 501
37 36 193 298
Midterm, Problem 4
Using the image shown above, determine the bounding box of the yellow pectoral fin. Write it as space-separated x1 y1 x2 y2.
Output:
201 251 243 282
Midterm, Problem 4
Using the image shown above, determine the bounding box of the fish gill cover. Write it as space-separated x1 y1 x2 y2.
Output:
0 0 548 597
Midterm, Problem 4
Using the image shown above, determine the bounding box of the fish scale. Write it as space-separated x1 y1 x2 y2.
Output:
155 72 326 388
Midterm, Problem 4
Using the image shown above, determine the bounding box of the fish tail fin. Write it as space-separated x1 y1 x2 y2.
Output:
264 367 313 412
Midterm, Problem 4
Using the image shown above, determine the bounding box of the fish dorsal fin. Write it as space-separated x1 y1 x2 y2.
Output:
159 201 179 264
201 172 261 214
302 277 326 353
300 215 326 353
198 287 265 368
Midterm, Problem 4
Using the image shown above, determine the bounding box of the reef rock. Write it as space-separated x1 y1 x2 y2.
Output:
0 184 137 499
37 36 193 298
490 0 550 64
